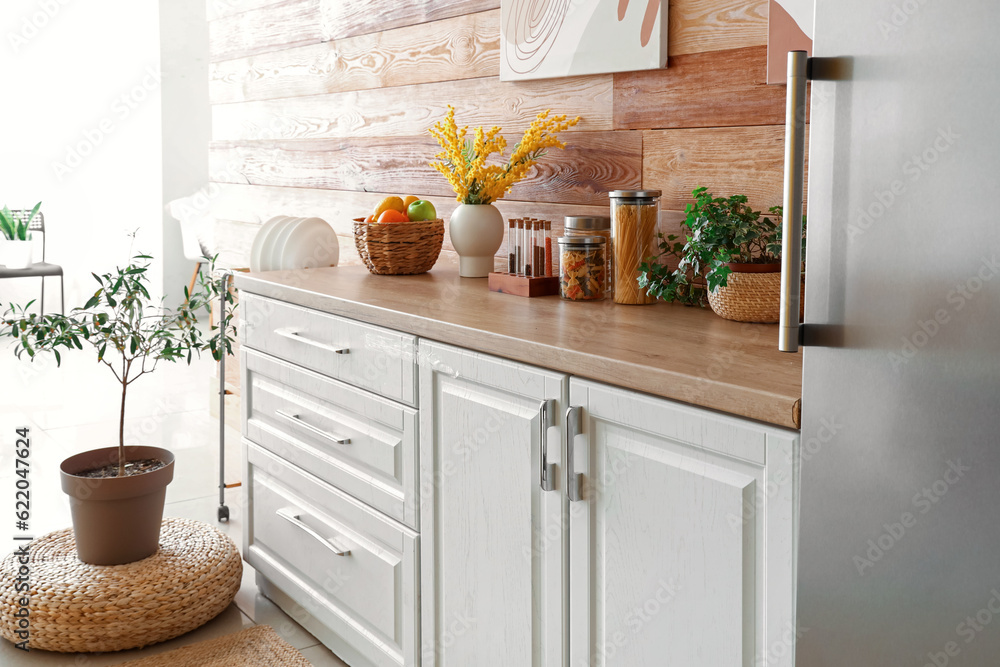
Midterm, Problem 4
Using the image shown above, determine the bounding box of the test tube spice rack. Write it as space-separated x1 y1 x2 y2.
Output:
488 217 560 297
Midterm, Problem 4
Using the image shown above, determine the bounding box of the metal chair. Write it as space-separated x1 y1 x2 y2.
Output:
0 210 64 315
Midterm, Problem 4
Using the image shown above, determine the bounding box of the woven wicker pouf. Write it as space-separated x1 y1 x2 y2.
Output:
0 517 242 653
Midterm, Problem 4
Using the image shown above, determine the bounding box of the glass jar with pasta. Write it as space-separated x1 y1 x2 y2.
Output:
609 190 660 305
557 236 607 301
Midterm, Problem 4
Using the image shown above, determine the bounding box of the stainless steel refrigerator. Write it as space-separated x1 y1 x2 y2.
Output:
781 0 1000 664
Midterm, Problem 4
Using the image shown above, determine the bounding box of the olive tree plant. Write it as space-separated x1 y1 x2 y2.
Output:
1 246 236 477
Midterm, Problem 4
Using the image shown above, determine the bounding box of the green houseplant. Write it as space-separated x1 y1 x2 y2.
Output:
638 187 806 322
1 244 235 564
0 202 41 269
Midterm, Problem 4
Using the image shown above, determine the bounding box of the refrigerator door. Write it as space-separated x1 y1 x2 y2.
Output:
798 1 1000 665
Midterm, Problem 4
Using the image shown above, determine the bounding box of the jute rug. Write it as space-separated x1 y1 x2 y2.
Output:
115 625 312 666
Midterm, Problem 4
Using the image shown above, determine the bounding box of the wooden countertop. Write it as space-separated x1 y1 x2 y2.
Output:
235 262 803 429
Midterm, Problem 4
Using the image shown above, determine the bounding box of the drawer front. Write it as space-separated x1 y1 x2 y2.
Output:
245 443 418 667
241 293 417 405
243 348 418 528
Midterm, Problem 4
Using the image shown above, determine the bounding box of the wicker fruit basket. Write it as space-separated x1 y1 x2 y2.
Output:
353 217 444 275
706 263 804 323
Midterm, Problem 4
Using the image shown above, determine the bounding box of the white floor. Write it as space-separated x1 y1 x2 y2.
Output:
0 339 347 665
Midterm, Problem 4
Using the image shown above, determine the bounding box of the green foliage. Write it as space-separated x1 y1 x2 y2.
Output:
1 239 237 475
0 202 41 241
638 187 806 306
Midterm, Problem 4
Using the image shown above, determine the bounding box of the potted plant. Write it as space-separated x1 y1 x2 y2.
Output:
428 106 580 277
638 187 806 322
0 202 41 269
1 243 235 564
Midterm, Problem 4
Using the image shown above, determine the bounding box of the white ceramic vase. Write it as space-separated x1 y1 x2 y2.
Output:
1 240 33 269
448 203 504 278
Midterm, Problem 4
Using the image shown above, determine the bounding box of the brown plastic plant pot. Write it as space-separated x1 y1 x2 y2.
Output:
59 445 175 565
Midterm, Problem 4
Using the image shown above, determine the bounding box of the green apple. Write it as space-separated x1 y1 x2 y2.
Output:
407 199 437 222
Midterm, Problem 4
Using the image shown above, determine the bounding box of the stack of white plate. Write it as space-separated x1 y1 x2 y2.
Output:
249 216 340 272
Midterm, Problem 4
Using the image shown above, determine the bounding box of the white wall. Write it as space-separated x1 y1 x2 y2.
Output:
0 0 163 313
159 0 210 310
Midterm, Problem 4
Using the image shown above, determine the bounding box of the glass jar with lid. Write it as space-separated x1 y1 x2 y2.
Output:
557 235 607 301
565 216 613 295
609 190 660 305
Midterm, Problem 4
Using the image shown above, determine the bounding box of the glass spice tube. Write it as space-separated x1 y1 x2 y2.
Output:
533 221 541 277
609 191 660 305
544 221 553 276
515 219 524 276
508 219 516 273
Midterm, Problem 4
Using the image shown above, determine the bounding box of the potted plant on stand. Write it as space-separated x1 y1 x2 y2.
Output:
428 106 580 277
0 202 42 269
638 187 806 322
1 245 234 564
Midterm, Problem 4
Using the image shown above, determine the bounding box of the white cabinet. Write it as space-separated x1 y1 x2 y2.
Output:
418 340 567 667
567 378 798 667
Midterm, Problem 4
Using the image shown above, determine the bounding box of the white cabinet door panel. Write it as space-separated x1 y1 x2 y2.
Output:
419 340 567 667
569 378 798 667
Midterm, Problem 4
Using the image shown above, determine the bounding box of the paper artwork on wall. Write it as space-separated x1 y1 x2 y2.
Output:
767 0 813 84
500 0 668 81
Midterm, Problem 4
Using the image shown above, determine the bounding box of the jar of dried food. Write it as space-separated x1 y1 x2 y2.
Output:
609 190 660 305
565 216 613 294
557 235 607 301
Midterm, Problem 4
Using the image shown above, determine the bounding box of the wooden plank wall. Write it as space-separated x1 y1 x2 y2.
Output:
207 0 806 270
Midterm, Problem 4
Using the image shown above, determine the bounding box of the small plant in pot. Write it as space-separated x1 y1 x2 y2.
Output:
0 202 41 269
638 187 806 322
1 244 235 564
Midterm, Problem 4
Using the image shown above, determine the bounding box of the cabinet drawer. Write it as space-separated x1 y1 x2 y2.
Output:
243 348 418 529
241 293 417 405
245 443 418 667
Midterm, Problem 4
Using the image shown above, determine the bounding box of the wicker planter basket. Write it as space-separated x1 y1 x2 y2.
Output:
353 217 444 275
707 263 804 323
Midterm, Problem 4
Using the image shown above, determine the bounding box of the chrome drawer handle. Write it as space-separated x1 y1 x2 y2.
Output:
276 328 349 355
276 507 351 556
539 399 557 492
565 405 583 502
275 410 351 445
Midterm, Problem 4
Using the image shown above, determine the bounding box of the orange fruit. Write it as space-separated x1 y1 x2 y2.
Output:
373 196 405 218
402 195 420 209
364 213 375 223
378 209 409 224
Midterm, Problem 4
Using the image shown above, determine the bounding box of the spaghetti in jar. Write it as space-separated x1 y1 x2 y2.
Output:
609 190 660 305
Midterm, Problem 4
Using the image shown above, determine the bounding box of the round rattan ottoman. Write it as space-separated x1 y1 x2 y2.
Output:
0 517 242 653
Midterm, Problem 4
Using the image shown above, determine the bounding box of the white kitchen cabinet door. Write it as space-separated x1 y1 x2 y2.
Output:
567 378 798 667
419 340 567 667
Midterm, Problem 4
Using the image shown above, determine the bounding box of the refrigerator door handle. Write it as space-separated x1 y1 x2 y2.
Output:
779 50 809 353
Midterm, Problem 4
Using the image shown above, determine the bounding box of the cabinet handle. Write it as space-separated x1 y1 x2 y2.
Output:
565 405 583 502
275 410 351 445
538 399 557 492
779 50 808 353
277 507 351 556
276 328 350 355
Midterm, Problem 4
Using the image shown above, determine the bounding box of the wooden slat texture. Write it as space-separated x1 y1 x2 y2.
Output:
208 0 290 22
615 46 786 130
210 0 500 62
212 75 612 140
210 132 640 207
668 0 769 56
643 126 809 211
210 11 500 104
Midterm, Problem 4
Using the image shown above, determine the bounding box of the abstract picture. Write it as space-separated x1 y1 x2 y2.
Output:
501 0 668 81
767 0 813 84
